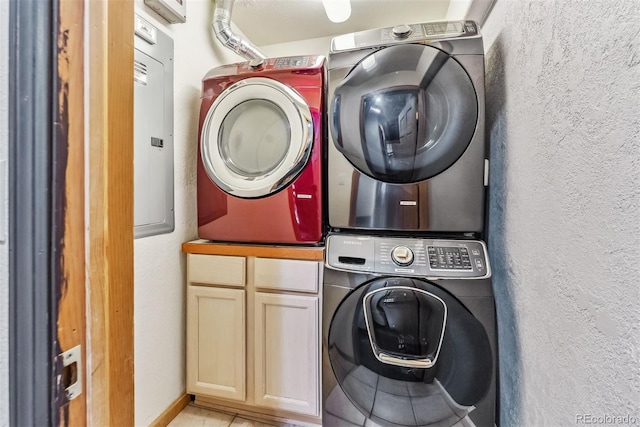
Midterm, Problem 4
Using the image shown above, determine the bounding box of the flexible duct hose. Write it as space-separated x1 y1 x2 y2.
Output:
212 0 266 60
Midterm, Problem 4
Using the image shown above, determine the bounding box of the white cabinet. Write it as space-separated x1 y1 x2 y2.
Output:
254 292 319 415
184 248 323 423
187 285 245 401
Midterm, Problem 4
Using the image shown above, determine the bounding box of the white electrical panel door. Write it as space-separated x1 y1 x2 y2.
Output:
133 16 174 238
134 51 165 227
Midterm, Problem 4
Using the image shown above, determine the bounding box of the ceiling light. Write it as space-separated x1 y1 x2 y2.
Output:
322 0 351 23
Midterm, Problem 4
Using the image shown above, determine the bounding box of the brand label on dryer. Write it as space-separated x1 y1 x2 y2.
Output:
400 200 417 206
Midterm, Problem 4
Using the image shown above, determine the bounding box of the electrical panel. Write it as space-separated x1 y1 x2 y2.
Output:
134 15 175 238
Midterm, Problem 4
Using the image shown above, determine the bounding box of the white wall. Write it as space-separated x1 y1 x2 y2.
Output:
261 35 332 59
132 1 239 424
0 0 9 425
483 1 640 425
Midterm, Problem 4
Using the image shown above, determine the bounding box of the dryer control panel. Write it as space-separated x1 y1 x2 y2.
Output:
330 20 480 53
326 234 490 279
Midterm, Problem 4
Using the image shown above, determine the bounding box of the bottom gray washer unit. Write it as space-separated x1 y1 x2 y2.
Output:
323 234 497 427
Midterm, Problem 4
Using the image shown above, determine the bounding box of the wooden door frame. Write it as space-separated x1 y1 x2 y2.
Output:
57 0 87 424
86 0 135 425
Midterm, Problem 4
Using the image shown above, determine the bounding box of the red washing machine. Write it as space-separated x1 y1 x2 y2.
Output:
197 56 325 244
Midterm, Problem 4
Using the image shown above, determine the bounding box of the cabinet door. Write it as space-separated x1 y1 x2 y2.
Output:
254 292 319 416
187 285 245 401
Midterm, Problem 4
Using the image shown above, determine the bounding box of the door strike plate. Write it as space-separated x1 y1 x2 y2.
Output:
60 345 83 400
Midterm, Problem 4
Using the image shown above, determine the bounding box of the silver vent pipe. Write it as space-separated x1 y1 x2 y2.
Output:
212 0 267 60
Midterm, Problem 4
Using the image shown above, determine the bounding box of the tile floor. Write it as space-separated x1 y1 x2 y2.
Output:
168 404 287 427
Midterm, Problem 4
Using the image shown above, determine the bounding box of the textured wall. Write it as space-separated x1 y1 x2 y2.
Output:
483 1 640 425
0 0 9 425
132 1 238 424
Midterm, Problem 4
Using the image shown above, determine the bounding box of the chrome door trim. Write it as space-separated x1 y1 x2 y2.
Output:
362 285 447 369
201 77 313 198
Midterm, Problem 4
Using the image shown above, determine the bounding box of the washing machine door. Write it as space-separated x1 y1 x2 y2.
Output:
328 277 492 427
330 44 478 184
201 77 313 198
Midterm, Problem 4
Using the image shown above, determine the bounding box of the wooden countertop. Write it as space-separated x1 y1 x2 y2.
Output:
181 239 325 261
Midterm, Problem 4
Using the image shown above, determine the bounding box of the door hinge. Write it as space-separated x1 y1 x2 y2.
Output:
59 345 83 400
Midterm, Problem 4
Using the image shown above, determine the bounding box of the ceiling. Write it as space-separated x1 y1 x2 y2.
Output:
231 0 455 46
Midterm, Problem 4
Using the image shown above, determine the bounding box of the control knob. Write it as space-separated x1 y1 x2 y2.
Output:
391 246 414 266
392 24 413 38
249 58 265 69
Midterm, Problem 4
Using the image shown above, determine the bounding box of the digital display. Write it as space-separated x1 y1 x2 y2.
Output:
275 56 309 68
423 22 464 36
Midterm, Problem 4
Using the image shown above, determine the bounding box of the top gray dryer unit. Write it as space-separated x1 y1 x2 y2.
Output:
327 21 487 235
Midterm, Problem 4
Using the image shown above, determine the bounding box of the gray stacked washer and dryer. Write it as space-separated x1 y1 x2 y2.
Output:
323 21 497 426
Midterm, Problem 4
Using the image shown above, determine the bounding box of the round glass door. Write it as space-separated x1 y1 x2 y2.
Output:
331 44 478 183
201 77 313 198
328 277 493 426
